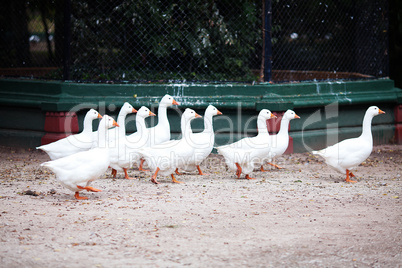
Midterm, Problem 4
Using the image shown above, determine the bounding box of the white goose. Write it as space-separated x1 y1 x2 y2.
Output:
260 109 300 171
108 102 137 179
41 115 119 200
124 106 156 170
178 105 222 175
138 94 179 170
37 108 102 160
312 106 385 182
106 102 137 145
138 108 202 184
216 109 276 180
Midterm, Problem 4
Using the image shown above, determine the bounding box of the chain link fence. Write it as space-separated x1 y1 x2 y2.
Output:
0 0 389 83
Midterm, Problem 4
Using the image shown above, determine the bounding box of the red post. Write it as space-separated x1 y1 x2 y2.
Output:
394 105 402 144
41 111 79 145
266 111 294 154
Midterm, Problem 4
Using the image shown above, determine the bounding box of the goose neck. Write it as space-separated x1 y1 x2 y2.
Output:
181 118 193 139
117 114 127 137
277 118 290 136
135 116 146 134
203 114 214 133
82 116 93 133
360 112 373 139
157 105 168 127
257 118 269 134
97 121 108 148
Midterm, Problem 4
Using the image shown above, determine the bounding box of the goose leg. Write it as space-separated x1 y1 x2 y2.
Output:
151 167 160 184
197 165 207 175
139 159 149 172
245 174 256 180
74 192 88 200
260 165 269 172
171 174 184 184
235 163 242 179
77 185 102 192
123 168 136 180
267 162 284 169
111 168 117 178
175 168 183 175
345 169 357 183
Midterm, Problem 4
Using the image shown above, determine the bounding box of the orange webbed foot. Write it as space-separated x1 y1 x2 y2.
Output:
77 185 102 192
197 165 207 175
151 168 160 184
111 169 117 178
245 174 256 180
171 174 184 184
74 192 88 200
268 162 284 169
260 165 269 172
123 168 136 180
139 159 150 172
175 168 183 175
345 169 357 183
345 178 357 183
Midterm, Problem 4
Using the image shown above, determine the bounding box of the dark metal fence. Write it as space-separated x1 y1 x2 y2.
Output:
0 0 389 83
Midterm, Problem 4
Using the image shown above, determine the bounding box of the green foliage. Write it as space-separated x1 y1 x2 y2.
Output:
70 0 261 81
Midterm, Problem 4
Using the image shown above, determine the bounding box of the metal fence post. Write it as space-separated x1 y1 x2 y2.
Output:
63 0 71 81
263 0 272 82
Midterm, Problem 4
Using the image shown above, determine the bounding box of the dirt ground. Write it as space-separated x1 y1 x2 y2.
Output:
0 144 401 267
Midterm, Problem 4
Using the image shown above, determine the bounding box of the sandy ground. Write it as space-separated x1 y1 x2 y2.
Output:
0 145 401 267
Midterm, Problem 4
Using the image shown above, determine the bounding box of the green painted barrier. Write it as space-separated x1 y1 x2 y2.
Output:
0 78 401 151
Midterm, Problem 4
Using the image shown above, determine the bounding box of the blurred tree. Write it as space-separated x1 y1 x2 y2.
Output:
0 0 30 67
70 0 261 81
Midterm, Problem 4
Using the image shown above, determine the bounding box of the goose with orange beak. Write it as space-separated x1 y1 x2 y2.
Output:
41 115 119 200
37 109 103 160
177 105 223 175
216 109 277 180
138 108 202 184
312 106 385 183
138 94 180 171
107 102 137 179
260 109 300 171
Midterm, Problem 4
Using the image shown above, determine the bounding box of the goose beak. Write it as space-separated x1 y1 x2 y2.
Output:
149 111 156 116
113 120 119 127
195 113 202 118
97 114 103 119
172 99 180 105
217 110 223 115
132 108 138 113
294 114 300 119
270 113 277 118
378 109 385 114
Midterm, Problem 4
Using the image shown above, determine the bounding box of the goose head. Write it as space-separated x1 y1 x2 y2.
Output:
120 102 137 116
259 109 277 120
103 115 119 129
367 106 385 117
160 94 180 107
183 108 202 122
283 109 300 120
205 105 223 116
137 106 156 119
86 108 102 120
